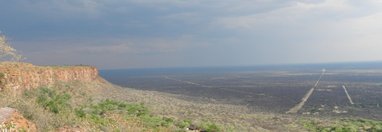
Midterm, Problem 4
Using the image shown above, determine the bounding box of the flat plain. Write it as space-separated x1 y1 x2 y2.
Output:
100 64 382 120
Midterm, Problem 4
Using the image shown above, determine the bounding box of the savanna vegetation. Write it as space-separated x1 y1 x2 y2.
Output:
0 81 222 131
1 33 382 131
302 118 382 132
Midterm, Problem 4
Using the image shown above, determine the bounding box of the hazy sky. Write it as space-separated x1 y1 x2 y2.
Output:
1 0 382 69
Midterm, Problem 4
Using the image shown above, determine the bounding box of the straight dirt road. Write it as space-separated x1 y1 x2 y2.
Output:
286 69 326 114
342 85 355 105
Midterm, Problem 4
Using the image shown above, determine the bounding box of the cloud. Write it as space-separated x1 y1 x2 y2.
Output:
214 0 355 29
17 35 196 54
7 0 100 17
77 43 131 54
3 0 382 68
74 37 193 55
13 36 200 68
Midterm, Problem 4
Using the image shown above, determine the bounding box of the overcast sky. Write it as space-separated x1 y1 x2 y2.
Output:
1 0 382 69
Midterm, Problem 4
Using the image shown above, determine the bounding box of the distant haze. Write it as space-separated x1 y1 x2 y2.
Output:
1 0 382 69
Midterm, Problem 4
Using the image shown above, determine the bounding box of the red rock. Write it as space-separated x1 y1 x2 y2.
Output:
0 107 37 131
0 62 99 93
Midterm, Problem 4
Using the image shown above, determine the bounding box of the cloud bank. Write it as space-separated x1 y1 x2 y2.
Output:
1 0 382 68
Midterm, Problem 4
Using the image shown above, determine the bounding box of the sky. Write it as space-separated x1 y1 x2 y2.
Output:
1 0 382 69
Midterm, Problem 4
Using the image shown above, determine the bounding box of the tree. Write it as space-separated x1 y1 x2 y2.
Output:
0 34 23 61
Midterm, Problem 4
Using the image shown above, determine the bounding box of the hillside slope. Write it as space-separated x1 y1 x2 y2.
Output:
0 62 381 131
0 62 230 131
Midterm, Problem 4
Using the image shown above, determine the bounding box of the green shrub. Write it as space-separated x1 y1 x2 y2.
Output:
84 99 149 118
20 86 220 131
199 121 221 132
74 99 185 129
0 72 5 78
162 117 175 127
74 108 86 118
175 119 192 128
36 88 71 114
140 115 165 127
140 116 174 128
75 100 149 126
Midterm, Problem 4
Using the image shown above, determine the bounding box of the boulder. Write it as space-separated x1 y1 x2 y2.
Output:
0 107 37 131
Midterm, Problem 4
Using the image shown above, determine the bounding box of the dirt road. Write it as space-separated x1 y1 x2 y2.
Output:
286 69 326 114
342 85 355 105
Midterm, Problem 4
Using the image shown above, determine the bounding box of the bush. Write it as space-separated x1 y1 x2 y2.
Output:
0 72 5 78
77 99 149 118
19 86 220 131
76 99 149 126
36 88 71 114
199 121 221 132
75 99 190 130
74 108 86 118
175 119 192 128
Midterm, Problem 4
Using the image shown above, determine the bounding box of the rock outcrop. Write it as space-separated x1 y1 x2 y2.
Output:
0 62 99 93
0 107 37 131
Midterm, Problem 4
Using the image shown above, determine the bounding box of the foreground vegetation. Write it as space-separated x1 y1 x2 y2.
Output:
1 80 382 131
0 82 221 131
302 118 382 132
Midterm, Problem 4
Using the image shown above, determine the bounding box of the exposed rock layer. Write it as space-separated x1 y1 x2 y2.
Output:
0 62 98 92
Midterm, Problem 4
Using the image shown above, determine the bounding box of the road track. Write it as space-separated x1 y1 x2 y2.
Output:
163 76 259 95
342 85 355 105
163 76 210 87
286 69 326 114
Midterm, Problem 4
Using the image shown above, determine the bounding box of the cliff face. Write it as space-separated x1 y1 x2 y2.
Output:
0 62 99 92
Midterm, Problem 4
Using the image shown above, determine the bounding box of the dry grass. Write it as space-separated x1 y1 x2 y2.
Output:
102 84 310 132
0 81 164 131
0 79 358 132
0 80 225 131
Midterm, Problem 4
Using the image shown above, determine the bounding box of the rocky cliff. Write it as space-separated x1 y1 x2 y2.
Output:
0 62 99 93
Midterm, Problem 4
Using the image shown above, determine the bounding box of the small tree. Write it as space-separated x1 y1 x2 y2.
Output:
0 34 23 61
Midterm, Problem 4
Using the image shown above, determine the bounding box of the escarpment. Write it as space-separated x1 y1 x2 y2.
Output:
0 62 99 92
